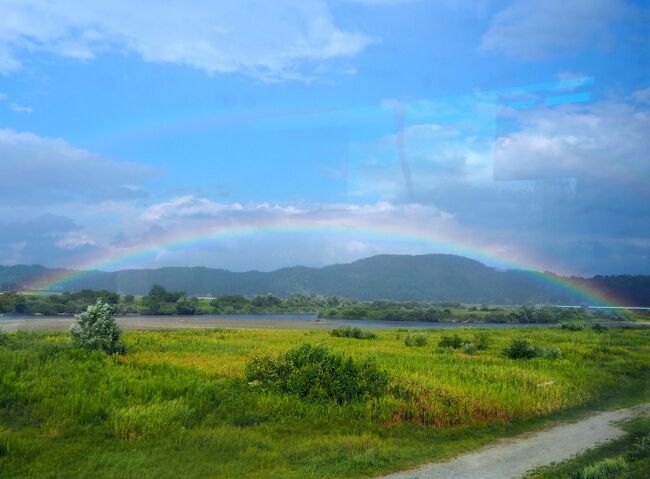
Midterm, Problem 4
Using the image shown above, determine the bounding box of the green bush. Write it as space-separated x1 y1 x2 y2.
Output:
438 334 463 349
404 334 428 347
560 322 584 331
504 338 541 359
245 344 388 404
504 339 562 360
70 299 125 355
462 342 477 355
330 326 377 340
473 331 491 350
591 323 609 333
580 456 627 479
544 346 562 359
627 433 650 460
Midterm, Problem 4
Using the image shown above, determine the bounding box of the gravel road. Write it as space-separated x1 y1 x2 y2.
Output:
378 403 650 479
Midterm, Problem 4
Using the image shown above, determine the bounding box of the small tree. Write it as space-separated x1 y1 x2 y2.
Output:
70 299 125 354
175 296 196 315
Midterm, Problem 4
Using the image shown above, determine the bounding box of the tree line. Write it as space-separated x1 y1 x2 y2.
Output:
0 285 632 323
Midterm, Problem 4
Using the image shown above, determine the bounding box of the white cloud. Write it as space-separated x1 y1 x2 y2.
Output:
9 102 32 113
141 196 245 222
480 0 629 59
55 231 97 249
0 0 371 81
0 128 158 205
494 101 650 185
630 86 650 104
350 95 499 200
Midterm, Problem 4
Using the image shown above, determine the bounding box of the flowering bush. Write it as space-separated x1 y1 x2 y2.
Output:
70 299 125 354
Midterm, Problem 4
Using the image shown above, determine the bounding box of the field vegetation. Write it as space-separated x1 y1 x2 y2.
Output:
1 323 648 478
1 285 638 323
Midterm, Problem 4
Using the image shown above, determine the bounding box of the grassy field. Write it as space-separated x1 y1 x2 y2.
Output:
1 326 649 478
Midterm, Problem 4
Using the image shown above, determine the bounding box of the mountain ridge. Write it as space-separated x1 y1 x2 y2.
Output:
1 254 648 305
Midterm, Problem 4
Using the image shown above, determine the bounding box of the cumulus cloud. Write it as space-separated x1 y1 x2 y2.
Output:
350 95 498 201
0 129 157 205
0 0 371 80
342 88 650 274
4 194 505 271
480 0 630 59
494 101 650 187
0 213 102 266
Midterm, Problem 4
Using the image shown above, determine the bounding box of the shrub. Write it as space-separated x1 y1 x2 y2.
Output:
70 299 125 355
504 339 562 360
580 456 627 479
245 343 388 404
462 342 477 355
544 346 562 359
473 331 491 350
560 322 583 331
330 326 377 340
438 334 463 349
504 338 541 359
627 433 650 460
405 334 428 347
592 323 609 333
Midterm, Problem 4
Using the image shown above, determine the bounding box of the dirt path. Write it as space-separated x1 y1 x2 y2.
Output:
378 403 650 479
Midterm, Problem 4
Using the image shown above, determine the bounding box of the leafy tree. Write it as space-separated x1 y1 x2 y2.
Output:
148 284 168 301
251 294 282 308
0 292 21 314
70 299 125 354
175 296 196 315
211 294 249 313
142 296 162 314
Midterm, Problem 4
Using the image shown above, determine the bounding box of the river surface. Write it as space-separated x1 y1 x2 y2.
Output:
0 313 557 331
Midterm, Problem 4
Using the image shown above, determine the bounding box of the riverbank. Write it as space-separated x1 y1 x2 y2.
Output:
0 314 575 333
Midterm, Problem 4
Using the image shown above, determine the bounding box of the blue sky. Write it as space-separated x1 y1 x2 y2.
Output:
0 0 648 275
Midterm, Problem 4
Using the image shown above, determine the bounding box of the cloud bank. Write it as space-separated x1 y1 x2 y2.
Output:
0 0 371 80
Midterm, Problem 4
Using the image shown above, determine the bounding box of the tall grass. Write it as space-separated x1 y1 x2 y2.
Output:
0 327 648 478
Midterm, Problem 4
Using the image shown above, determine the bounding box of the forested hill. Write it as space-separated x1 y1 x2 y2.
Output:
1 254 648 305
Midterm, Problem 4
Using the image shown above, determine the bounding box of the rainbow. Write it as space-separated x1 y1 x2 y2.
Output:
22 222 629 310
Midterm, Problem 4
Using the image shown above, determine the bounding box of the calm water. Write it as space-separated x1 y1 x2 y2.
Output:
1 313 553 329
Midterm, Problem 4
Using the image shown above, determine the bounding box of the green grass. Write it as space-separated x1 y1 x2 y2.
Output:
1 326 649 478
525 416 650 479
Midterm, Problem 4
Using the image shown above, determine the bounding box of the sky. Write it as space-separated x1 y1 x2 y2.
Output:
0 0 648 275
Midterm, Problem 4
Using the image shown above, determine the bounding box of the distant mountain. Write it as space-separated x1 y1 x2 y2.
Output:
1 254 648 305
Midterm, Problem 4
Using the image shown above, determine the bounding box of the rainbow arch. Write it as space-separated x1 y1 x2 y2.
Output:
22 222 629 309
